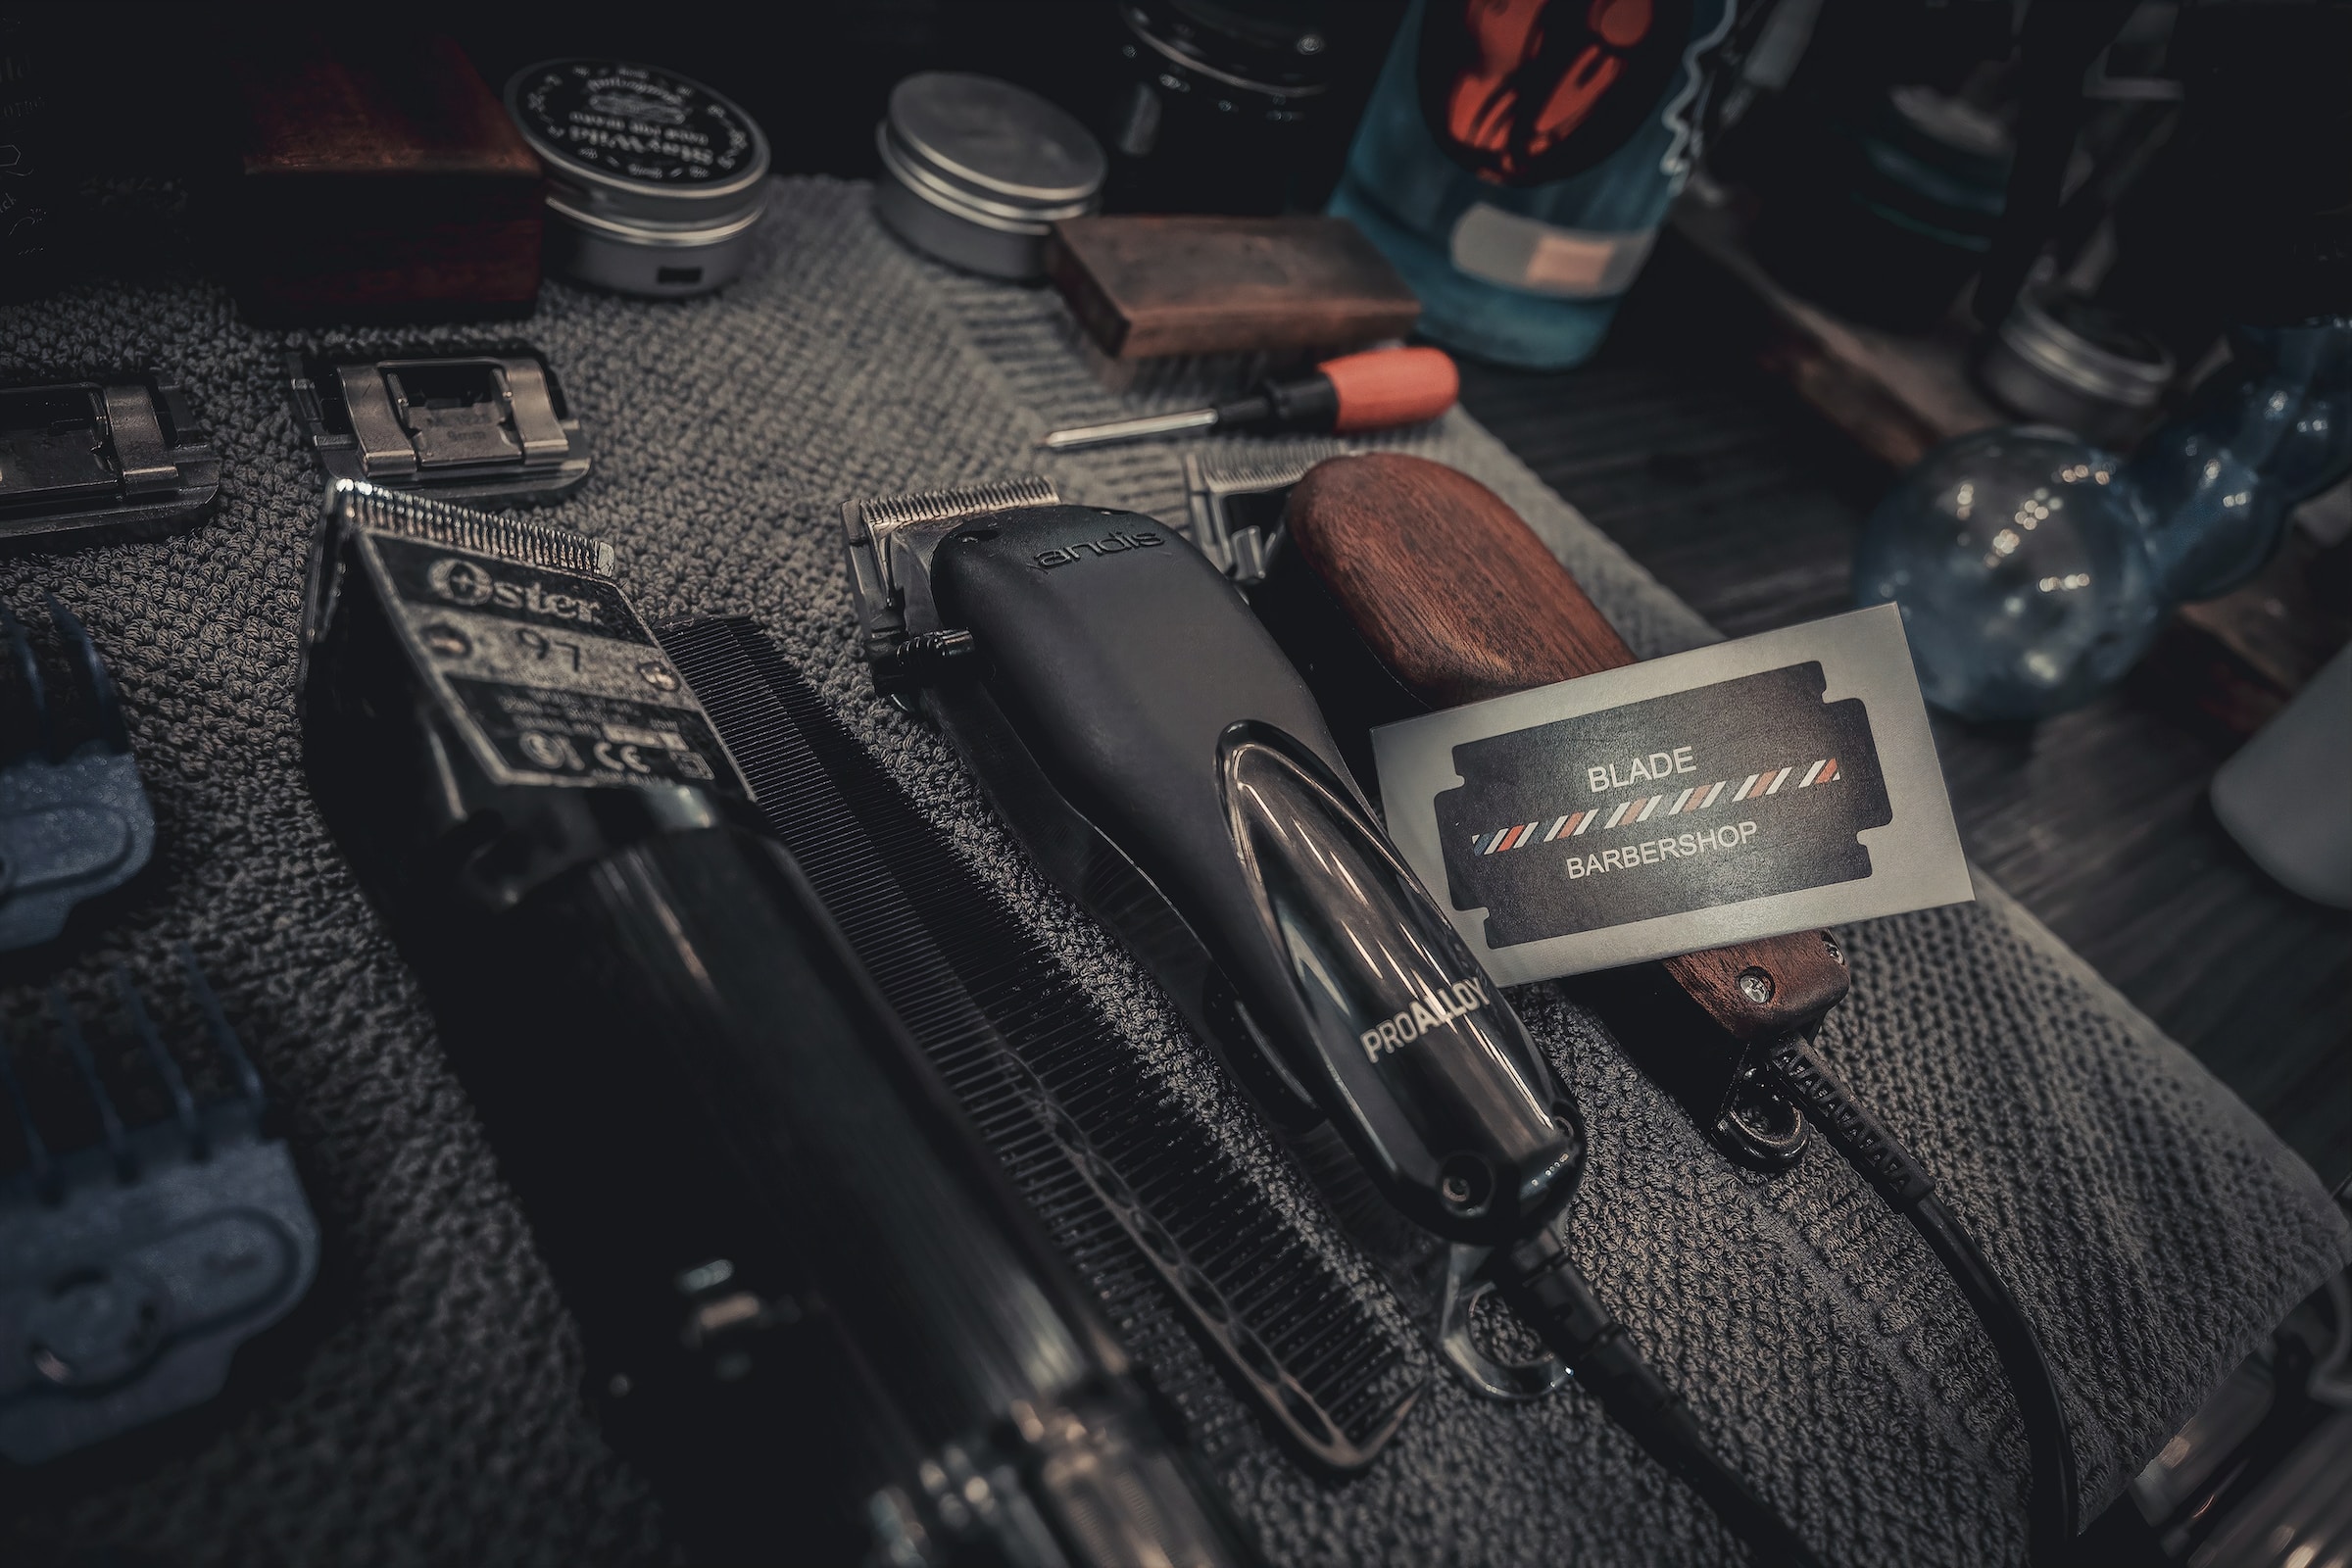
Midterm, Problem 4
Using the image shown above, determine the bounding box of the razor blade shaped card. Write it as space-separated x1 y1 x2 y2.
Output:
1374 605 1971 983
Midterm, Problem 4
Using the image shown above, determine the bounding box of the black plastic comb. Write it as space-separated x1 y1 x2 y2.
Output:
659 615 1423 1472
0 595 156 952
0 948 318 1463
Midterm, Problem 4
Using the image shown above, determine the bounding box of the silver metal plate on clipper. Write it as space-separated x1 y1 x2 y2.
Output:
321 483 742 796
0 374 221 549
286 351 591 506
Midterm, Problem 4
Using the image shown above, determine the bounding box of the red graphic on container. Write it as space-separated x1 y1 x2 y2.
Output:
1419 0 1694 186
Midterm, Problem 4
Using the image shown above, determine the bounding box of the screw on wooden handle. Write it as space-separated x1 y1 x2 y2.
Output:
1321 348 1460 434
1283 453 1848 1037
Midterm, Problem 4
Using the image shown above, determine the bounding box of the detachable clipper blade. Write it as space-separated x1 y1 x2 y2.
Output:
1181 444 1351 585
0 950 319 1463
285 349 592 507
842 476 1061 697
0 596 156 952
0 373 221 550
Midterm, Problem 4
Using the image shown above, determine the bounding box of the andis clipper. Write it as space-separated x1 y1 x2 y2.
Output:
844 476 1827 1568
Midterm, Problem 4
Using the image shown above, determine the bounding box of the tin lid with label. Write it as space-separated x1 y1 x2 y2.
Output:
880 73 1105 234
506 60 770 228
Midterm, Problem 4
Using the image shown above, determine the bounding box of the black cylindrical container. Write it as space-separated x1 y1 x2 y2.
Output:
1751 85 2013 331
1106 0 1339 214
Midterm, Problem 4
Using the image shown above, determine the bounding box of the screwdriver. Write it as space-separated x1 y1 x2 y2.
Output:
1037 345 1460 452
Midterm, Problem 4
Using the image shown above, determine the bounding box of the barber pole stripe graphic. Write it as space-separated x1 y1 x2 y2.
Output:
1468 759 1846 855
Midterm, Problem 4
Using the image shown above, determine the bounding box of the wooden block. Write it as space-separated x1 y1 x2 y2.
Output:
220 32 542 323
1044 215 1420 362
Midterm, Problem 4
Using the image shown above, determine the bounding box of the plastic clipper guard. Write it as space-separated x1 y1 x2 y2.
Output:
0 596 157 953
0 955 318 1464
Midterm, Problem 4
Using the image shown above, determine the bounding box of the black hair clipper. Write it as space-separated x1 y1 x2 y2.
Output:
846 479 1582 1250
300 480 1253 1568
849 474 1586 1395
845 479 1828 1567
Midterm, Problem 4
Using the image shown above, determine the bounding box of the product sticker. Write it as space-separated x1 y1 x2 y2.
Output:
358 531 746 795
1371 604 1969 982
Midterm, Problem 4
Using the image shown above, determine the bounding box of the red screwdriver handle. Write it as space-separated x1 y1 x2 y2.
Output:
1322 347 1459 433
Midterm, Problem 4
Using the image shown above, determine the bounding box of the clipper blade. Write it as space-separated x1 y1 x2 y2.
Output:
855 475 1060 543
1184 443 1350 583
325 479 615 577
842 476 1063 693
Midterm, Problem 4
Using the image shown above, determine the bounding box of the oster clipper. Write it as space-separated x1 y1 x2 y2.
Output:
302 481 1251 1568
846 478 1827 1568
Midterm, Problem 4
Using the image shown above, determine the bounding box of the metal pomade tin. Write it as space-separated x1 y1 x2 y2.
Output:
506 60 770 298
875 73 1106 281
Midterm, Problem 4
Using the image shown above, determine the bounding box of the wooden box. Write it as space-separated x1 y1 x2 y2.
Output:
220 33 542 323
1045 215 1421 362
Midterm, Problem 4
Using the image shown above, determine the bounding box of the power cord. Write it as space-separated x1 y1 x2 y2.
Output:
1761 1034 2082 1562
1490 1226 1829 1568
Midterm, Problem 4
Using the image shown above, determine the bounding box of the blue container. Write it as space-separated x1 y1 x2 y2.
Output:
1329 0 1733 369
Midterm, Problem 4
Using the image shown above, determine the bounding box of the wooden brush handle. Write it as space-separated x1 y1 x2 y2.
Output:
1285 454 1847 1041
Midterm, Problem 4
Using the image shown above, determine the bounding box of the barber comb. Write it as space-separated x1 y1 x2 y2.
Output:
0 949 319 1463
0 595 156 952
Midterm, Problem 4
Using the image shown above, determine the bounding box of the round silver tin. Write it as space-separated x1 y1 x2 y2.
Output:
1979 289 2176 447
874 73 1105 281
506 60 770 298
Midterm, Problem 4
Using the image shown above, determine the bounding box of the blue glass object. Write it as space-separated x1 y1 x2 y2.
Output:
2127 318 2352 602
1853 428 2161 722
1857 320 2351 722
1330 0 1733 369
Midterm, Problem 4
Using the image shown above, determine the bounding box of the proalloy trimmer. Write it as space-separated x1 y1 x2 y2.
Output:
1252 452 2082 1562
299 481 1255 1568
846 479 1826 1567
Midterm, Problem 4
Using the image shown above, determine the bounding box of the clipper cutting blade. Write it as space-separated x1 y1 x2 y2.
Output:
1182 443 1351 584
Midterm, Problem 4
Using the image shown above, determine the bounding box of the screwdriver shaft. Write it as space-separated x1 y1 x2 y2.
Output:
1037 407 1220 452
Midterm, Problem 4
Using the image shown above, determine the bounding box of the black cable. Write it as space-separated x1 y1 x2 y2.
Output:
1760 1034 2081 1563
1490 1226 1828 1568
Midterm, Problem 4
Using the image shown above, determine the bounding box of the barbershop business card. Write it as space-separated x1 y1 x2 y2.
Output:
1372 605 1971 983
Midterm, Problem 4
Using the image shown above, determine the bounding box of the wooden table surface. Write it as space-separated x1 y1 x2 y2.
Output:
1458 240 2352 1190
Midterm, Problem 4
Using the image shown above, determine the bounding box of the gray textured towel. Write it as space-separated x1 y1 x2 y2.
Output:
2 178 2343 1568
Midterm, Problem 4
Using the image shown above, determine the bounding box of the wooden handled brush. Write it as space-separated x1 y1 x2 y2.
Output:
1281 453 1849 1056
